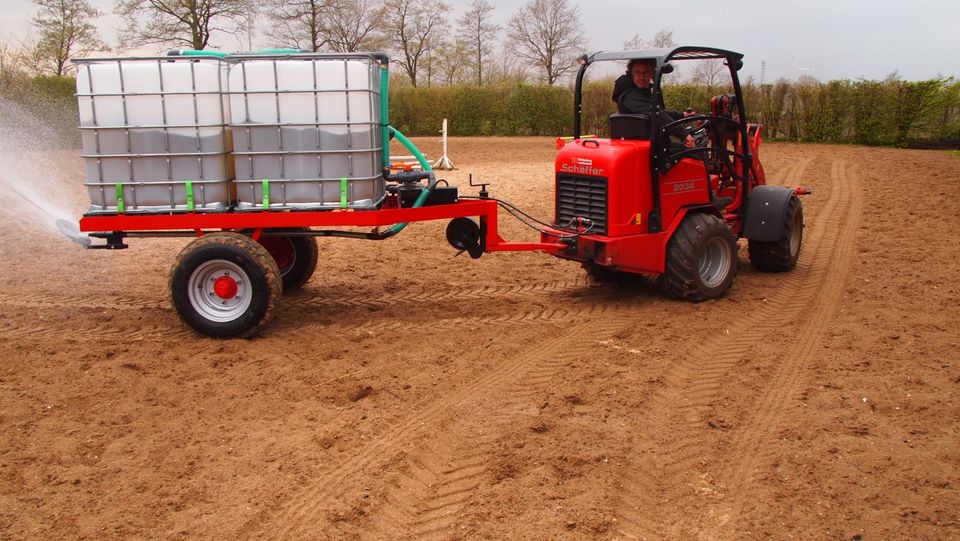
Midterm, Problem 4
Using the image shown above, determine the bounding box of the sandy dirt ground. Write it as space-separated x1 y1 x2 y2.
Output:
0 136 958 540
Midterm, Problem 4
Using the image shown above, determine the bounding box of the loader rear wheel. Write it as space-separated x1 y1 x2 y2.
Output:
660 213 738 301
258 229 319 291
748 196 803 272
170 232 282 338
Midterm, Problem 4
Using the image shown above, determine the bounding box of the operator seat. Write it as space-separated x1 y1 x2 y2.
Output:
608 113 652 140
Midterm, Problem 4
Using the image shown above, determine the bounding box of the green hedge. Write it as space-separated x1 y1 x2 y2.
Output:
3 71 957 149
390 78 960 148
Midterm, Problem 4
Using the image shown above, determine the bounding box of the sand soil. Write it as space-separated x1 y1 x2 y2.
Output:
1 136 958 539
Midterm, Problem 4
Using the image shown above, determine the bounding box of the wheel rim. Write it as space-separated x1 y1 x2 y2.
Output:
788 211 802 258
699 236 732 288
259 236 296 276
187 260 253 322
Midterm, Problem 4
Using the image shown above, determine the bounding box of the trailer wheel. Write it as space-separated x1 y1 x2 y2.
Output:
170 232 282 338
660 213 738 301
258 229 319 291
748 196 803 272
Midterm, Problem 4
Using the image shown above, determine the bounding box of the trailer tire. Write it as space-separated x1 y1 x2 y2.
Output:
660 213 738 301
258 229 319 291
748 196 803 272
170 232 282 338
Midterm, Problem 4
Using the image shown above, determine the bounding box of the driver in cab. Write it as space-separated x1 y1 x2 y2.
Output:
612 59 695 148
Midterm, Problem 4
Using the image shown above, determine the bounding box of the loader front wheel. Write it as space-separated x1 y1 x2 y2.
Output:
660 213 738 301
171 232 282 338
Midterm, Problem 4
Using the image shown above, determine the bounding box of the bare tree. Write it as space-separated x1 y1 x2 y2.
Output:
0 39 25 93
381 0 451 87
623 28 675 50
115 0 249 51
325 0 386 52
241 0 258 50
264 0 330 51
266 0 384 53
690 58 727 89
434 37 469 85
505 0 584 85
29 0 105 76
457 0 498 86
481 53 528 85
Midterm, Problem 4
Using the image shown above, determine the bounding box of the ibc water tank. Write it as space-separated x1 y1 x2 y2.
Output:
75 56 233 213
227 53 385 210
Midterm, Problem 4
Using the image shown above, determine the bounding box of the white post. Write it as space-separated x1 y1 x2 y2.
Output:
432 118 455 170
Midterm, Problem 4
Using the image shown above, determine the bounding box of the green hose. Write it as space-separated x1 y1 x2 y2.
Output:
389 126 432 174
381 64 390 169
384 125 434 236
176 49 228 58
177 48 303 58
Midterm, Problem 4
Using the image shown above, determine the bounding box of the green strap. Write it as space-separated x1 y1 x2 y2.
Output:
261 179 270 210
185 180 194 212
340 177 348 209
114 183 125 214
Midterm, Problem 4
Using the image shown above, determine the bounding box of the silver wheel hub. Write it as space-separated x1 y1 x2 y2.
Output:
699 237 732 288
187 260 253 322
789 212 801 257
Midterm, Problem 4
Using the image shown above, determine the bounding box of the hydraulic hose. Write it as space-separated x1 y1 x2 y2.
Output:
368 125 436 239
381 64 390 169
174 48 306 57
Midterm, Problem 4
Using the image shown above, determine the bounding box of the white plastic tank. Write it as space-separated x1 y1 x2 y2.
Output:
75 56 233 213
228 54 384 210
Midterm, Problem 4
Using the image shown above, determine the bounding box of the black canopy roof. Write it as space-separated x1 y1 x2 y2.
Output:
585 46 743 65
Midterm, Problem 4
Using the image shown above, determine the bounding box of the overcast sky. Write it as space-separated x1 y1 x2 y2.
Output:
2 0 958 83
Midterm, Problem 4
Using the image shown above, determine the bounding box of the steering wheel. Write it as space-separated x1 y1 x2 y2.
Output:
688 119 711 148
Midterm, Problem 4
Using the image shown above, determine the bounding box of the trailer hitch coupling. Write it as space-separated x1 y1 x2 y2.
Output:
446 217 483 259
87 230 129 250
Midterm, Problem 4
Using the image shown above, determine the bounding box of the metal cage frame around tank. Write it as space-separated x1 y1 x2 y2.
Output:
226 52 389 211
73 55 233 213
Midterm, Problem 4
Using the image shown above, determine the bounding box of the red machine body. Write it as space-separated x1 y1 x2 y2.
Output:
547 137 724 275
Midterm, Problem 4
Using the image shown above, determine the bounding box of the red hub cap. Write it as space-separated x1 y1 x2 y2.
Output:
213 275 239 299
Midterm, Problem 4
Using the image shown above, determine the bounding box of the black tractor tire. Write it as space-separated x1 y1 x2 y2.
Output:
660 213 738 301
257 229 319 291
749 196 803 272
170 232 282 338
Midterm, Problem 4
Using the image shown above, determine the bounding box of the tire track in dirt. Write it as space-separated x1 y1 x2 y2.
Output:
271 293 649 335
713 158 861 535
608 155 861 538
0 279 596 343
364 354 571 540
361 440 490 539
0 278 586 314
0 316 192 341
286 277 590 309
238 310 644 539
0 291 168 311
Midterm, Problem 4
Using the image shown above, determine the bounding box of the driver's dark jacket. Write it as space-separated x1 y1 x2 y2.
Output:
612 74 687 139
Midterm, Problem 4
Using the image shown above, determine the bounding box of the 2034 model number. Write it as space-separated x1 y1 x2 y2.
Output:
672 182 698 192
